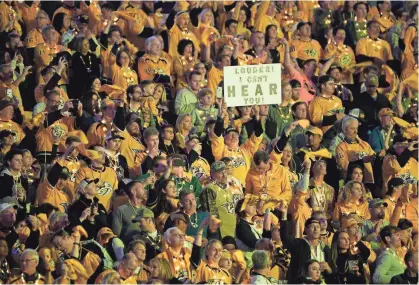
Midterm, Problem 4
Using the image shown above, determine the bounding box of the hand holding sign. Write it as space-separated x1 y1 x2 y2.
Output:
224 64 282 107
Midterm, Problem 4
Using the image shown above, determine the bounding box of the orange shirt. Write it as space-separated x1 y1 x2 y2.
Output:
18 2 38 32
34 43 69 85
26 28 44 48
169 24 200 58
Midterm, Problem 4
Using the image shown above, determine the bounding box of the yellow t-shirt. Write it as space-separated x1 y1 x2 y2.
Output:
356 37 394 62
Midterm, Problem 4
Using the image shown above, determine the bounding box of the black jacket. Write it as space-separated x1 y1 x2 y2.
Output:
353 91 391 130
280 220 334 283
67 195 108 239
390 270 419 284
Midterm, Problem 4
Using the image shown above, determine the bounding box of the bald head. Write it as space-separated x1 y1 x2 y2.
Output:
118 253 139 279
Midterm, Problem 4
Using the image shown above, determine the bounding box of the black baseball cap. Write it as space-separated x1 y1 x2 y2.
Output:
0 130 16 139
305 217 320 228
297 21 312 30
387 177 405 192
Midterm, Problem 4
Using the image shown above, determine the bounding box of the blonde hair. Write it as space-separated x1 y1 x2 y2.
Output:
175 114 192 134
154 83 167 102
338 180 366 204
199 8 215 26
205 239 223 261
198 88 213 99
149 258 174 283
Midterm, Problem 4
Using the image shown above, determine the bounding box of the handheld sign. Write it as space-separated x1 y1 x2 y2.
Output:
223 63 282 107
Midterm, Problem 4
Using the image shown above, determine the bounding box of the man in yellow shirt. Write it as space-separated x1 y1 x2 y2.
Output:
291 21 323 62
211 110 263 186
335 117 376 183
254 1 284 38
245 150 292 205
355 20 394 65
309 75 344 133
25 10 49 49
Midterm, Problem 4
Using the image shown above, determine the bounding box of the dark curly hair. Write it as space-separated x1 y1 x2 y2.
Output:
177 39 195 56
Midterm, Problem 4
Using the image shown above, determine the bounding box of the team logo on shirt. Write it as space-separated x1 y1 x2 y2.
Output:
222 201 235 214
98 182 113 196
340 54 351 65
191 165 206 180
51 125 66 141
396 172 417 184
303 49 318 58
231 157 245 168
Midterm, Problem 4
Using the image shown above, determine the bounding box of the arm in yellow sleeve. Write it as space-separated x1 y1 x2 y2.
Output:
245 172 254 195
254 1 269 32
240 133 263 159
122 39 139 55
211 135 225 161
382 155 402 177
404 26 416 52
406 201 418 234
335 143 349 176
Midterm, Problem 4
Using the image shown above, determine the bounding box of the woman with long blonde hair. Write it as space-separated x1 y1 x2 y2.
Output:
175 114 193 149
195 240 232 284
192 8 219 46
333 180 371 223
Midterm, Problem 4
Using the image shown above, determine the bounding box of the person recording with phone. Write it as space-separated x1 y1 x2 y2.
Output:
67 178 108 240
330 230 369 284
28 89 84 176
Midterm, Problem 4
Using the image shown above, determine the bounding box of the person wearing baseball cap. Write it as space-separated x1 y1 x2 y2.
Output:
309 74 344 133
355 73 392 129
183 132 210 181
0 196 18 228
289 79 302 101
67 178 109 239
200 161 236 239
363 198 389 248
382 135 418 197
280 213 333 283
213 105 264 185
130 207 162 259
369 108 396 153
